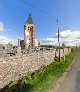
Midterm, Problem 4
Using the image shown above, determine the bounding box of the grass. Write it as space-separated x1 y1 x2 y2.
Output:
5 47 79 92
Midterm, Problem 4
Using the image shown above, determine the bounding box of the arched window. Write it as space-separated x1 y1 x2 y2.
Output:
28 26 29 30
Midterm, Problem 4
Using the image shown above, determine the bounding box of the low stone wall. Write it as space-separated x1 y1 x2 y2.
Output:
0 48 71 88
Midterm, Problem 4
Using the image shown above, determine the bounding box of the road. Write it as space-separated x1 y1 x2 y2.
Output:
53 52 80 92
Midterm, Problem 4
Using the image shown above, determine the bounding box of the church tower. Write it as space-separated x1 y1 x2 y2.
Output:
24 14 38 49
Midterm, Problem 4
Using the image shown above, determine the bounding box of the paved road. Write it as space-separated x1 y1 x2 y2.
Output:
54 52 80 92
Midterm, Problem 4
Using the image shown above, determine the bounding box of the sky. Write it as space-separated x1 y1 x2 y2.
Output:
0 0 80 46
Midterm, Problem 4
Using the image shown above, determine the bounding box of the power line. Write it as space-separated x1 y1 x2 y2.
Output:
21 0 48 14
20 0 67 32
20 0 57 21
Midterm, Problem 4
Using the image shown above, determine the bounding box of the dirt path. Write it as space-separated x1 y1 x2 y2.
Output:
52 52 80 92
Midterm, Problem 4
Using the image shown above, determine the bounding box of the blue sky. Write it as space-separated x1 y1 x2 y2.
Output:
0 0 80 45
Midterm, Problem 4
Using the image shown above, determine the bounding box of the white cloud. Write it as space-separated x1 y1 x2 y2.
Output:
41 30 80 46
0 22 5 31
0 36 12 44
59 30 80 39
0 21 18 46
0 36 17 46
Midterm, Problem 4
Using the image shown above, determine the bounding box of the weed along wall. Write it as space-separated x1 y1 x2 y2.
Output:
0 48 71 89
4 47 79 92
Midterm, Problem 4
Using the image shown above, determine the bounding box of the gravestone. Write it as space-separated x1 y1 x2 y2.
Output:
14 47 17 55
0 44 3 50
6 43 13 53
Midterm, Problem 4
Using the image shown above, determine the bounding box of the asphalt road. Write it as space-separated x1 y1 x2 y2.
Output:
54 52 80 92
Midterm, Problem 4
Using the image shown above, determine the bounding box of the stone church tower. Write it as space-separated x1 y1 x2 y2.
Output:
24 14 38 49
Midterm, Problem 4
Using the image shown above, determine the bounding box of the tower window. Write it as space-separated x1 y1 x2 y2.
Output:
28 26 29 30
31 26 33 30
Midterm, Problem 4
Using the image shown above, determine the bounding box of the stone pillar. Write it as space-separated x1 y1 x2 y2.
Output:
63 48 66 61
68 48 69 52
18 39 20 47
55 50 56 58
17 39 21 56
14 47 17 55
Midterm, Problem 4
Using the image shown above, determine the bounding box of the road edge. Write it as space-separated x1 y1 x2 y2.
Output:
50 52 79 92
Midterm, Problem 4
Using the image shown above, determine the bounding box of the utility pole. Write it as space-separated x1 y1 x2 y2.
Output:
57 19 60 62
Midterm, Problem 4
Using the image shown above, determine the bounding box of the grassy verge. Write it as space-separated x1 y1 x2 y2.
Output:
6 47 79 92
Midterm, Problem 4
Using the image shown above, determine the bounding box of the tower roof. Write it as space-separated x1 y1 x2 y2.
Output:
26 14 33 24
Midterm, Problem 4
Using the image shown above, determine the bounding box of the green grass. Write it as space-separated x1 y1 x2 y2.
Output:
6 47 79 92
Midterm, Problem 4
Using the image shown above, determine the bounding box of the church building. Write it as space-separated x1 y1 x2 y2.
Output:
24 14 38 49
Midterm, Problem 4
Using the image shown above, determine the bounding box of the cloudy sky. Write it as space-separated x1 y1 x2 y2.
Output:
0 0 80 46
41 30 80 46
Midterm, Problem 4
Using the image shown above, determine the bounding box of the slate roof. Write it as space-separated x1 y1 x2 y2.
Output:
26 14 33 24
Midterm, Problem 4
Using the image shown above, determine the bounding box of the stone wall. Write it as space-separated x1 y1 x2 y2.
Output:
0 48 71 88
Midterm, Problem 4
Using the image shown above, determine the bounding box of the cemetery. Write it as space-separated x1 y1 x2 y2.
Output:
0 43 71 88
0 14 73 89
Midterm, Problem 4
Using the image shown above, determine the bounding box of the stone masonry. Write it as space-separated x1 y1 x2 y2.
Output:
0 48 71 88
